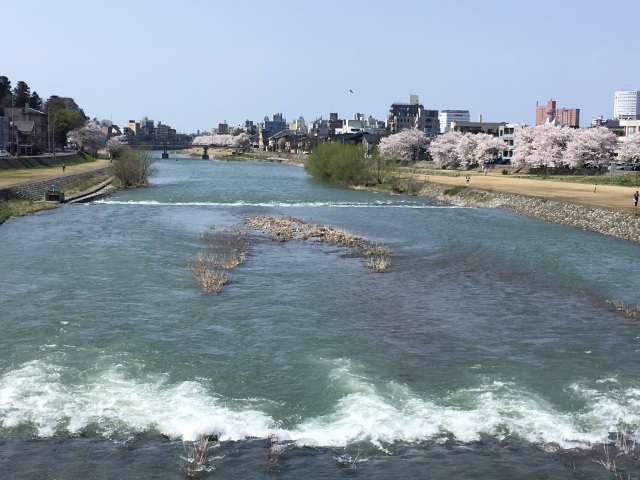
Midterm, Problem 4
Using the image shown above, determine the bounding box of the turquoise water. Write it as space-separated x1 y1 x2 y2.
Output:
1 155 639 478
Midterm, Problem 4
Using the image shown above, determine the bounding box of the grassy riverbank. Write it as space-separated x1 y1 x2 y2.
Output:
0 199 59 225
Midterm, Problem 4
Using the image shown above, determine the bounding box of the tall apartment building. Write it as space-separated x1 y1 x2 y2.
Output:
439 110 469 133
387 95 439 137
613 91 640 120
535 99 580 127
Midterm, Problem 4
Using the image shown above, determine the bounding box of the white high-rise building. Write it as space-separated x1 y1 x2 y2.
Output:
439 110 470 133
613 91 640 120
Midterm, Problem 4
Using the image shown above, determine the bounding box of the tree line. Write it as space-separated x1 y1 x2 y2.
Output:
305 124 640 190
1 75 87 148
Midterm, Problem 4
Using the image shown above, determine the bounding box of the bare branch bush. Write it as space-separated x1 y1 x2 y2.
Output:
189 226 251 293
606 300 640 319
335 447 364 469
365 243 390 256
183 436 213 477
365 255 391 272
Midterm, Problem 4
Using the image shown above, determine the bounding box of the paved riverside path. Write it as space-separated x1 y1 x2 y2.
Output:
416 170 639 214
0 159 112 188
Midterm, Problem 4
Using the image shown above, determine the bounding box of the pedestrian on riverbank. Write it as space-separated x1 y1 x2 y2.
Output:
465 174 470 185
593 183 597 193
483 166 487 176
634 190 639 211
62 164 65 172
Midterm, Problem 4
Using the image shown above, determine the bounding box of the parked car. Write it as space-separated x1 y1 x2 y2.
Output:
0 150 9 157
616 163 637 170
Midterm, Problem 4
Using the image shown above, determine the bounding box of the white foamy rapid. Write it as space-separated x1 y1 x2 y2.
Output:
93 199 456 209
0 359 637 450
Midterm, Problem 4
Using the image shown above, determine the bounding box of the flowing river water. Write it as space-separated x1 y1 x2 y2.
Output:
1 154 640 478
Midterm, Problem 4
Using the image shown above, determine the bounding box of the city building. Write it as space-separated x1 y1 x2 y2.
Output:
613 91 640 120
449 117 505 136
498 123 526 161
617 119 640 142
258 113 288 150
328 113 342 135
289 117 307 133
535 99 580 127
0 116 11 150
308 118 329 138
439 110 470 133
218 122 229 135
335 119 364 134
387 95 439 136
4 106 50 155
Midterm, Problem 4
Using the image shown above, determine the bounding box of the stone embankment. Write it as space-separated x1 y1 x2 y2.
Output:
0 167 112 202
418 182 640 244
0 152 80 170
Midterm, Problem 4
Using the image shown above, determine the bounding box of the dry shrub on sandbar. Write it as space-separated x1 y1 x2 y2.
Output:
244 215 391 272
188 226 251 293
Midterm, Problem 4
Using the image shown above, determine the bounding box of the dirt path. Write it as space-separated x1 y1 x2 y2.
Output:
417 170 640 214
0 159 112 188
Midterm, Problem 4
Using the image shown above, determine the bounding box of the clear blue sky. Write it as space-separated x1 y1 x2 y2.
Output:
3 0 639 133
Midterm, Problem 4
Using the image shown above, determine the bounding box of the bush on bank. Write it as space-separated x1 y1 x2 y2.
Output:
110 147 157 187
304 143 373 186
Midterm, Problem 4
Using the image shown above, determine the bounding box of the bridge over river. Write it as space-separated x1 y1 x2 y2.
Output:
144 144 238 159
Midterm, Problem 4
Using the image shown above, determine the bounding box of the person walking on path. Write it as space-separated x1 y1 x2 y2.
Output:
62 164 65 172
634 190 639 213
465 174 470 185
593 183 597 193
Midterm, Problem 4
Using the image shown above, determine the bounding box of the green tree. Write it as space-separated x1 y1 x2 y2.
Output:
44 96 87 148
44 95 85 117
53 109 85 147
304 142 372 186
367 147 396 185
111 147 157 187
29 91 43 110
12 81 30 108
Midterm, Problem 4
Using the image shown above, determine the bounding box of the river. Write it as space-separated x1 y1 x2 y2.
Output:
1 154 639 478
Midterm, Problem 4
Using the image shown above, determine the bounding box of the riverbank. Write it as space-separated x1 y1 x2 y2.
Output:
414 181 640 243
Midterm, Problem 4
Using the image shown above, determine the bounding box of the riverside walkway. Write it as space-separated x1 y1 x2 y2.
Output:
415 169 639 214
0 158 112 188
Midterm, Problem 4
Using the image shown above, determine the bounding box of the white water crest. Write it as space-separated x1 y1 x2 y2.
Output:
92 199 458 209
1 359 637 449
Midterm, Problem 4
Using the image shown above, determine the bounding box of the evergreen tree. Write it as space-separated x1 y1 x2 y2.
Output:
12 81 30 108
29 91 43 110
0 76 12 108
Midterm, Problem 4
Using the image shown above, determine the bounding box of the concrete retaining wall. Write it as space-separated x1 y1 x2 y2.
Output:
0 167 112 201
0 152 83 170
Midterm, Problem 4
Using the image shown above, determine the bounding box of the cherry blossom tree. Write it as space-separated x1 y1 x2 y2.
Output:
617 132 640 163
429 131 465 167
191 135 211 146
232 132 251 148
67 120 106 153
473 133 506 164
455 133 477 165
106 134 127 159
564 127 618 168
512 124 575 168
378 129 428 163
